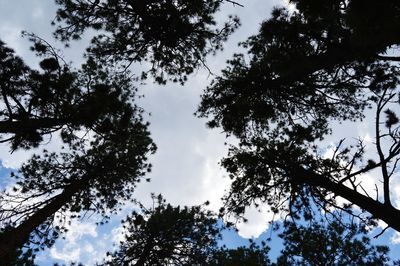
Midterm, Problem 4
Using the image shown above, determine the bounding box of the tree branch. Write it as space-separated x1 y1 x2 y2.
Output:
376 55 400 62
291 165 400 232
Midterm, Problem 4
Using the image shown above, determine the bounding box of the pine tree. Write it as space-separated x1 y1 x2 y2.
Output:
198 0 400 232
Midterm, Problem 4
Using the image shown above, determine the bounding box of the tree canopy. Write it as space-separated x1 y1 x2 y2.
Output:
102 200 395 266
276 220 392 266
53 0 240 84
3 0 400 264
0 35 139 151
102 195 223 265
198 0 400 232
211 240 271 266
0 49 156 263
101 198 267 266
0 0 240 263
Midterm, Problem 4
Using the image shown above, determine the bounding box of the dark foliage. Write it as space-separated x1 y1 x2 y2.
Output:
4 0 400 264
211 240 271 266
0 50 156 263
101 195 273 266
0 1 240 263
102 195 223 265
198 0 400 232
276 221 391 266
0 35 144 151
53 0 240 84
102 207 395 266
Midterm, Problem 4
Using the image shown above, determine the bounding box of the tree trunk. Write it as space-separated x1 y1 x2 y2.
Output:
293 166 400 232
0 181 83 262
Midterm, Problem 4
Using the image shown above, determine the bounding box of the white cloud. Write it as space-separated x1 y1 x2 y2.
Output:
377 220 389 230
235 204 275 239
391 232 400 244
392 183 400 209
64 220 98 244
281 0 297 12
111 224 125 244
50 245 81 262
83 242 94 253
48 220 98 263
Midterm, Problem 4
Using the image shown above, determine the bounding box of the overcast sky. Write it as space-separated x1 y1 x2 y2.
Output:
1 0 400 265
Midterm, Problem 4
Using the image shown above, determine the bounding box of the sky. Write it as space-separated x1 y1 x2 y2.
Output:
1 0 400 265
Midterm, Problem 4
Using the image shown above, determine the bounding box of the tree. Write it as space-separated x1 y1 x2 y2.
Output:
101 203 395 266
0 0 240 151
0 115 155 263
0 1 240 263
210 240 271 266
276 220 392 266
0 51 156 263
102 195 269 266
0 35 140 151
212 226 393 266
53 0 240 84
102 195 223 265
198 0 400 232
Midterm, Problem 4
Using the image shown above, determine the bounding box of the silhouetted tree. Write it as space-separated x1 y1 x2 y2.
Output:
101 203 396 266
276 221 391 266
0 0 240 149
102 195 223 265
0 53 156 263
198 0 400 232
0 1 241 263
53 0 240 84
210 219 395 266
102 194 272 266
0 35 142 151
210 240 271 266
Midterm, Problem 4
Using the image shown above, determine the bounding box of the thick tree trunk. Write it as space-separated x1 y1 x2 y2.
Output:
293 166 400 232
0 181 83 262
